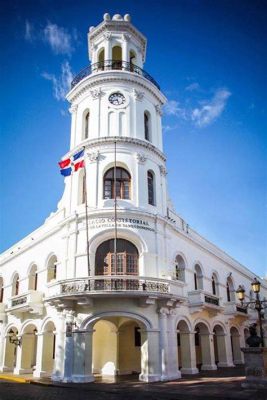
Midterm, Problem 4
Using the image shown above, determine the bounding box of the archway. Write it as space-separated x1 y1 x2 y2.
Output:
92 316 142 378
112 46 122 69
230 327 243 364
18 324 38 374
34 321 56 377
195 322 216 371
213 324 228 367
177 320 198 374
3 327 18 371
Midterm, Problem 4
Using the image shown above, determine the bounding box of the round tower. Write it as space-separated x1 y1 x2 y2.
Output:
58 13 169 279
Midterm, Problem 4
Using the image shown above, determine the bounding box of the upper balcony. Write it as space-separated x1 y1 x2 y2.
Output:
45 275 185 307
71 60 160 90
7 290 43 316
188 289 223 315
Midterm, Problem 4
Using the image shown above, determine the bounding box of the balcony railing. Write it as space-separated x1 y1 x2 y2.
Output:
7 290 43 315
224 301 248 316
71 60 160 90
188 290 221 312
47 276 170 298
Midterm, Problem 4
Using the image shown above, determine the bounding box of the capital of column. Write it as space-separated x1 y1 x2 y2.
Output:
69 104 78 114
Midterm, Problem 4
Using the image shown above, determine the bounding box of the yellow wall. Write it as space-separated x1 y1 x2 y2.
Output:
118 322 141 374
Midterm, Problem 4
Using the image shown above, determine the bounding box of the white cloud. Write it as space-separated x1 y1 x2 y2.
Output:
42 61 73 101
43 23 73 55
25 20 34 41
163 124 179 133
164 100 186 119
191 88 231 127
185 82 200 92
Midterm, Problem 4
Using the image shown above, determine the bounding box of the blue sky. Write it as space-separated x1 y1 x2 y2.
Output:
0 0 266 277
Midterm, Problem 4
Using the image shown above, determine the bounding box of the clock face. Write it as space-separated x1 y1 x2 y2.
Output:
109 92 126 106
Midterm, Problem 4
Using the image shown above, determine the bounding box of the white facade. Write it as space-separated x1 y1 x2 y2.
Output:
0 13 266 383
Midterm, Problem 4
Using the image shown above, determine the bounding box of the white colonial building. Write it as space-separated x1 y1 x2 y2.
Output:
0 13 266 383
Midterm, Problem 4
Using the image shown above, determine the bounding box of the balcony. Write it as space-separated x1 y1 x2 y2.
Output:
224 301 249 319
7 290 43 315
188 290 223 314
46 276 185 307
71 60 160 90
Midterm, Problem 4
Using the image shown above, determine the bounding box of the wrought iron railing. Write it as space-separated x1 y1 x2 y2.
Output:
71 60 160 90
204 294 220 306
47 276 169 297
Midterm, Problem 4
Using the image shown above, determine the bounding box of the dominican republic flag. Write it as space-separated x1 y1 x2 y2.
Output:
58 149 85 176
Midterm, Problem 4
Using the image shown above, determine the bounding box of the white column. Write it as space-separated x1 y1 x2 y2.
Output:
216 332 234 367
122 36 129 63
52 311 66 381
158 308 169 380
200 333 217 371
139 329 161 382
225 328 235 366
62 310 75 382
167 311 181 380
69 104 78 150
33 333 45 378
72 329 95 382
13 335 24 375
180 331 199 375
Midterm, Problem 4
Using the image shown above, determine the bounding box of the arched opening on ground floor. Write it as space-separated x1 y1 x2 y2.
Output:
92 317 142 377
177 319 198 374
3 327 18 371
213 324 228 367
38 321 56 376
230 327 242 365
194 322 216 371
18 323 38 373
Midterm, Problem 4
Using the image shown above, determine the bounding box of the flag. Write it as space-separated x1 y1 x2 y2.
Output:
58 149 85 176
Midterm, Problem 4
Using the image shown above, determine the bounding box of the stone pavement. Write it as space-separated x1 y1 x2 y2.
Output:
0 367 266 400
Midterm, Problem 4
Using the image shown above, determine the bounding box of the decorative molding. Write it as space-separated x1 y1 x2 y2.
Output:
133 88 144 101
104 32 112 41
136 153 147 164
122 33 131 42
69 104 78 114
155 104 163 116
159 165 167 176
87 152 100 163
90 88 105 99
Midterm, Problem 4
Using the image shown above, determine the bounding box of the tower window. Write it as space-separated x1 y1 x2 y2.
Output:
144 112 151 141
84 111 90 139
147 171 155 205
212 274 217 295
103 167 131 199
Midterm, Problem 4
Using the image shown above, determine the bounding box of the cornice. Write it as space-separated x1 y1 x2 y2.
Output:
66 70 166 104
65 136 166 163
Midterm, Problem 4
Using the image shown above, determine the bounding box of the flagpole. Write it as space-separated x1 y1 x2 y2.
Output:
114 140 117 276
83 149 90 280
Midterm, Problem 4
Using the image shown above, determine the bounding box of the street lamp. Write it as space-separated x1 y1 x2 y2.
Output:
236 278 267 347
8 329 21 347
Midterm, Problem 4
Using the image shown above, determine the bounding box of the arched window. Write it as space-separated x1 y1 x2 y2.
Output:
147 171 155 205
144 112 151 141
212 273 218 296
0 278 4 303
28 264 38 291
12 274 19 296
84 111 90 139
95 239 139 276
78 170 86 205
47 255 58 283
174 255 185 282
112 45 122 69
98 48 105 69
103 167 131 200
226 276 235 302
129 50 137 72
194 264 203 290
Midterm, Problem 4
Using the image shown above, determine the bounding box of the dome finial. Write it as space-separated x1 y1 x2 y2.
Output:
103 13 111 21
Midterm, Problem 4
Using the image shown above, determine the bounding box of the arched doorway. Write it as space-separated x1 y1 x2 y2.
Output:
34 321 56 377
177 320 198 374
95 239 138 276
3 327 18 371
213 325 228 367
92 316 142 379
195 322 216 371
230 327 243 364
16 324 38 374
